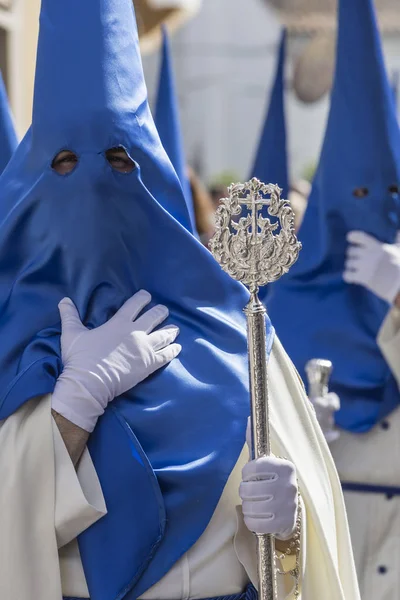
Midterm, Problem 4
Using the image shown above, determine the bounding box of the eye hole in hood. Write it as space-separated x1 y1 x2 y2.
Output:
51 150 78 175
353 187 369 198
51 147 136 176
105 147 136 174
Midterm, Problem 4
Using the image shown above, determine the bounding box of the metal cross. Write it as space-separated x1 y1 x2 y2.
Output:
238 187 272 286
210 178 301 291
238 186 271 236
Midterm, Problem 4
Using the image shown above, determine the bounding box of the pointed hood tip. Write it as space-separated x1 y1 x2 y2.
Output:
323 0 400 179
155 25 196 231
250 28 289 199
32 0 148 156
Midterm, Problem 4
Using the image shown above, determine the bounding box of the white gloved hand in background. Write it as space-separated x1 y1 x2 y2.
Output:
343 231 400 304
240 420 298 540
52 290 181 432
310 392 340 443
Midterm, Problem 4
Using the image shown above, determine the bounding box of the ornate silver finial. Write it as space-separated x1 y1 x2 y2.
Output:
209 177 301 293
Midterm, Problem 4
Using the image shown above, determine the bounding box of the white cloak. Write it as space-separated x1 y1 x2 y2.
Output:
0 336 360 600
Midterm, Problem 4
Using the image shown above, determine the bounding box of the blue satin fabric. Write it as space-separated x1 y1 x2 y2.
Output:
155 28 195 232
0 1 274 599
0 72 17 175
267 0 400 433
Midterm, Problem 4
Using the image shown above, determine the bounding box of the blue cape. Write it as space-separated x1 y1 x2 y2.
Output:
267 0 400 433
0 1 273 598
155 27 195 232
0 72 17 174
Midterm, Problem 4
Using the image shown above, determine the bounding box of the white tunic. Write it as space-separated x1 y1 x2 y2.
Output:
330 307 400 600
0 337 360 600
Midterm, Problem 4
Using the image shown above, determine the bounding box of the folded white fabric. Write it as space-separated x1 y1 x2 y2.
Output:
52 290 181 432
344 230 400 304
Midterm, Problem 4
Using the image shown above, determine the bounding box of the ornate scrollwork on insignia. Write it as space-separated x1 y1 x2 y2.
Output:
209 177 301 293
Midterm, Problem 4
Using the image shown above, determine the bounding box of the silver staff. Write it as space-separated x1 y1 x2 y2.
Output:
305 359 333 400
305 359 339 443
210 178 301 600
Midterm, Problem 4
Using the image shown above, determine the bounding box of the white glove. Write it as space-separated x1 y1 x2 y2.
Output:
343 231 400 304
310 392 340 443
240 423 298 540
52 290 181 432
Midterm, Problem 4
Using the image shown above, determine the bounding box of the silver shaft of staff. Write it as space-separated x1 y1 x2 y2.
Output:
245 292 277 600
305 358 333 399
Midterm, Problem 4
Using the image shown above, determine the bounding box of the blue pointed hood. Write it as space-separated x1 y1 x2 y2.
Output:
0 1 264 599
155 27 195 231
29 0 192 231
0 72 17 174
250 30 289 200
267 0 400 433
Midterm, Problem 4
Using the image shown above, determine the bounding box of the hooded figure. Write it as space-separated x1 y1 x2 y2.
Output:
267 0 400 434
0 72 18 174
0 1 360 600
250 30 289 202
155 27 195 232
267 0 400 597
